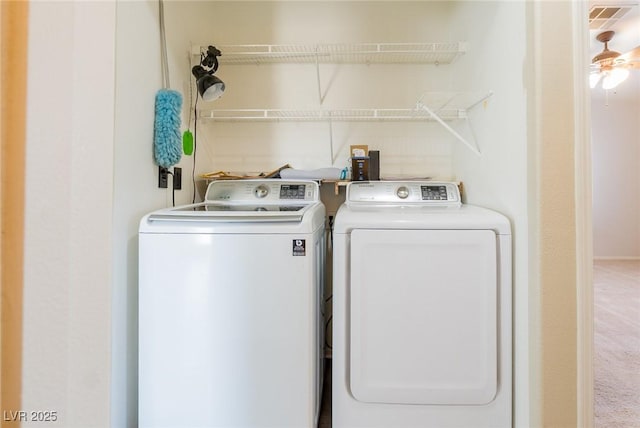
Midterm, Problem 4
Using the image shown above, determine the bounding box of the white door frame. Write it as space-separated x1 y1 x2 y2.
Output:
572 1 594 427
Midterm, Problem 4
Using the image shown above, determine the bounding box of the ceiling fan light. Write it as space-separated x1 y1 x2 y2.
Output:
589 73 602 89
602 67 629 89
592 49 621 64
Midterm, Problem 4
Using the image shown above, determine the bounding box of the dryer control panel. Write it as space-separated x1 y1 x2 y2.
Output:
205 179 319 203
346 181 461 205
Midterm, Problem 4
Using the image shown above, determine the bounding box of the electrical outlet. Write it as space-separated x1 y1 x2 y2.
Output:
158 167 168 188
173 167 182 190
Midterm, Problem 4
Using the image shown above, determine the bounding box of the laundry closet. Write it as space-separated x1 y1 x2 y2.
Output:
15 0 588 426
142 0 529 425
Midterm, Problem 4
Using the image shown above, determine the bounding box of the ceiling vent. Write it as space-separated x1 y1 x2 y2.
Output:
589 5 634 29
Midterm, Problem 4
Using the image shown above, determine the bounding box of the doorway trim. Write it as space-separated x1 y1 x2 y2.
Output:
572 1 594 427
1 0 29 419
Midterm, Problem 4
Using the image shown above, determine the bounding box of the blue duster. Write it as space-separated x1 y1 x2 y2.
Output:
154 89 183 168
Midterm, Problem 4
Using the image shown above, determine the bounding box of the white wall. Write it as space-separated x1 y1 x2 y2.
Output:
24 3 171 427
23 2 116 426
591 76 640 259
111 1 169 427
446 2 531 425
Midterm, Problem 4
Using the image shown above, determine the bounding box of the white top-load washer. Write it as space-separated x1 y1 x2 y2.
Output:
332 181 512 428
139 179 326 428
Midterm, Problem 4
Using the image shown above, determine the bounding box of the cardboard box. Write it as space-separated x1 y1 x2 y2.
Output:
350 145 368 157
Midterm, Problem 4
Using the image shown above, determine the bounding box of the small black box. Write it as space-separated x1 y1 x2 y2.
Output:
369 150 380 180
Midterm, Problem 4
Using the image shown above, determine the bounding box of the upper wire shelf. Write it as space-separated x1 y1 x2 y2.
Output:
189 42 487 156
191 42 467 65
198 108 466 122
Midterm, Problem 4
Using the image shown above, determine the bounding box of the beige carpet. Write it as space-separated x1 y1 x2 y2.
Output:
594 259 640 428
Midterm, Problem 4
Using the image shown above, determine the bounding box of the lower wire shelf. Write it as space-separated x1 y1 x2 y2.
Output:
196 92 493 156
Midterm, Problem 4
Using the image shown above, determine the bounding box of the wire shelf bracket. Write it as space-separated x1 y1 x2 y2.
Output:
415 91 493 156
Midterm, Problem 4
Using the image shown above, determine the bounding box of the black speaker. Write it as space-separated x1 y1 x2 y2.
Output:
369 150 380 180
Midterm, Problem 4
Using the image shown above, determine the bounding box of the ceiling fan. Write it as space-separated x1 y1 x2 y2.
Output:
590 30 640 89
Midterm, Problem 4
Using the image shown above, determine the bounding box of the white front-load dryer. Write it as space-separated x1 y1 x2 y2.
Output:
332 181 512 428
139 179 326 428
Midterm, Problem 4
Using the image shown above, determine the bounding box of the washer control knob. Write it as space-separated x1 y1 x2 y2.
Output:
254 185 269 198
396 186 409 199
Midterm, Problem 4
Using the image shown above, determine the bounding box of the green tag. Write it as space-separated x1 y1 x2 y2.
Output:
182 130 194 155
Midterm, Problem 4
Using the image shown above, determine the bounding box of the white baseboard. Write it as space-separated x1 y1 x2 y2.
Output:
593 256 640 261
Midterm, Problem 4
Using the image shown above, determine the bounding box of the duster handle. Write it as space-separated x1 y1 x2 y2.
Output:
159 0 170 89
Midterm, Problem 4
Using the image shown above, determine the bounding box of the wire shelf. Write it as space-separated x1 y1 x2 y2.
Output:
190 42 488 156
192 42 467 65
198 108 467 122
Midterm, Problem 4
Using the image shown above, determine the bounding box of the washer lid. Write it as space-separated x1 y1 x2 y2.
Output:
147 179 321 223
147 202 313 223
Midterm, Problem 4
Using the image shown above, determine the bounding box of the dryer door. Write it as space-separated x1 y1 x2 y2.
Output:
349 229 497 405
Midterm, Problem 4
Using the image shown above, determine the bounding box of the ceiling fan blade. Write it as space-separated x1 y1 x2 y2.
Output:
619 45 640 64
